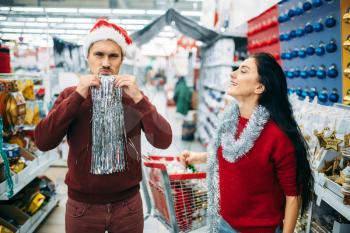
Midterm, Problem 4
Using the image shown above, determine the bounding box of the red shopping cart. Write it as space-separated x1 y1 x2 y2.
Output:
143 156 207 233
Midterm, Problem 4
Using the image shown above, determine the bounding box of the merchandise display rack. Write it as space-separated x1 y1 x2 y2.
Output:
197 38 235 145
0 150 58 200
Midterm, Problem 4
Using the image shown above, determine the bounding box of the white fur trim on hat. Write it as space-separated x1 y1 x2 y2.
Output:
83 26 136 59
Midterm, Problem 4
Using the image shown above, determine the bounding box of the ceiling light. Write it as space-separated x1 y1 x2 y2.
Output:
47 29 66 34
23 28 44 33
11 17 36 22
65 18 93 23
185 0 204 2
112 9 146 15
11 7 44 12
0 28 23 33
121 19 150 25
1 22 25 27
122 25 144 30
0 16 6 21
65 29 88 35
52 23 76 29
181 11 202 17
109 19 121 24
45 8 78 13
146 10 165 15
26 22 48 27
0 7 10 11
37 17 64 23
58 34 81 40
79 8 111 14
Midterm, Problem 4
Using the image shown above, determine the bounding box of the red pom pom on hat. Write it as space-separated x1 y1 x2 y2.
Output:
83 19 137 59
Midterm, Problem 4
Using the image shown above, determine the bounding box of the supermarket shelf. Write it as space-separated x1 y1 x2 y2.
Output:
314 183 350 220
202 61 238 68
19 194 60 233
0 150 58 200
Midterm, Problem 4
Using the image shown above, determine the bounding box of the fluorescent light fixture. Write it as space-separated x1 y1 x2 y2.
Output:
109 19 121 24
122 24 144 30
26 22 48 27
79 8 111 14
112 9 146 15
159 32 176 38
65 29 88 35
11 17 36 22
0 16 6 21
181 11 202 17
45 8 77 13
75 23 92 29
1 22 25 27
121 19 150 25
23 28 44 33
47 29 65 34
37 17 64 23
0 28 22 33
11 7 44 12
52 23 76 29
59 34 81 40
185 0 204 2
0 7 10 11
146 10 165 15
65 18 93 23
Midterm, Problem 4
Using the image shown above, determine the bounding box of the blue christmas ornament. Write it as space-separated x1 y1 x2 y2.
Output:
287 70 294 78
300 69 308 79
313 22 324 32
329 90 339 102
326 39 337 53
327 65 338 78
288 8 296 18
298 48 307 58
317 65 326 79
296 28 304 37
316 43 325 56
318 92 328 102
281 52 287 60
291 49 299 58
296 87 302 96
304 23 314 33
295 7 304 16
308 66 317 77
286 52 292 60
293 68 300 77
279 34 285 41
312 0 323 8
289 30 297 38
287 88 295 95
325 16 336 28
303 1 313 11
301 89 309 99
308 88 318 99
306 44 315 55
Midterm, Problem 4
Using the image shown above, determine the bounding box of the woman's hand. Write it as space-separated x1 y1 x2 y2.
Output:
179 150 208 166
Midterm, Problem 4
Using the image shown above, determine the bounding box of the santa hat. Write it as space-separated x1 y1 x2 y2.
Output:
83 19 137 59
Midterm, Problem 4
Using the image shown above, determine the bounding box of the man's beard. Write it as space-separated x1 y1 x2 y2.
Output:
90 75 127 174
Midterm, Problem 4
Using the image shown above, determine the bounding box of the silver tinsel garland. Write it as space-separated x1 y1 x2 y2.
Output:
90 75 126 174
207 102 270 233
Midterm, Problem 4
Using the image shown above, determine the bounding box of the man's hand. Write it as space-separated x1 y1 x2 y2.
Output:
76 74 101 99
114 75 143 103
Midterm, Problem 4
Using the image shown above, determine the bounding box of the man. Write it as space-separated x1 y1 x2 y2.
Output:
34 19 172 233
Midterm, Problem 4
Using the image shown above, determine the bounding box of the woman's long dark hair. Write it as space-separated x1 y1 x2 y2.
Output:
252 52 313 215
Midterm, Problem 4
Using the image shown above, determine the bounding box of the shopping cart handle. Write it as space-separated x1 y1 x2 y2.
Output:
143 161 167 171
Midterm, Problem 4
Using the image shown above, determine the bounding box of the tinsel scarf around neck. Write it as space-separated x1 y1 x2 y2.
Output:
206 102 270 233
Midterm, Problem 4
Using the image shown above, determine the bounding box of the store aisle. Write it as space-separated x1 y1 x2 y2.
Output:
36 88 206 233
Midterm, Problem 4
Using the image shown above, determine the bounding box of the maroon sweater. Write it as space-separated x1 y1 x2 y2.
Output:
35 87 172 203
219 116 298 233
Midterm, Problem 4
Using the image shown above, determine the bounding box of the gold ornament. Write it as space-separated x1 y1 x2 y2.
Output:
324 130 343 152
314 128 328 148
344 133 350 148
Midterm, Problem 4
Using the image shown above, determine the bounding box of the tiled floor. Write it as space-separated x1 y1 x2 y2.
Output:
35 87 207 233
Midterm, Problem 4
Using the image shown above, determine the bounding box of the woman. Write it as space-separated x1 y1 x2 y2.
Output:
180 53 313 233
